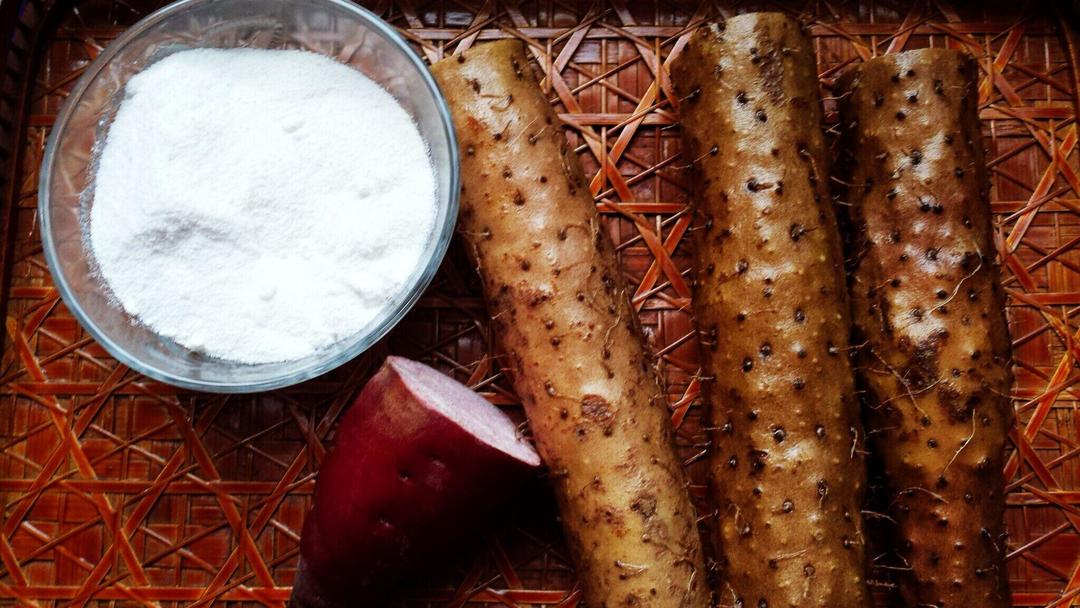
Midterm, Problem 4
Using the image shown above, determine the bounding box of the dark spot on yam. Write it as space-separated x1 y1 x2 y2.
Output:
794 308 805 323
728 455 738 468
736 259 749 274
583 397 617 436
782 499 794 513
736 91 749 104
755 109 767 122
513 191 525 206
907 92 918 103
749 449 767 473
772 427 785 443
760 343 772 358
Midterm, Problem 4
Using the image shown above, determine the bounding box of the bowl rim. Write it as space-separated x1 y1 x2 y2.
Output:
38 0 460 393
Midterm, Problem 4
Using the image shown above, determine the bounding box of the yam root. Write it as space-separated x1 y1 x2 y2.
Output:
836 48 1014 608
431 41 709 607
671 14 871 608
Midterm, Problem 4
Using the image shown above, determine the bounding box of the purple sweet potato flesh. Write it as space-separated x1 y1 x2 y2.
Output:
290 356 539 607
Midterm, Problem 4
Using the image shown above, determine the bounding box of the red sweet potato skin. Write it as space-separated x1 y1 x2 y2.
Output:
291 357 538 607
671 14 871 608
431 41 709 607
837 49 1014 608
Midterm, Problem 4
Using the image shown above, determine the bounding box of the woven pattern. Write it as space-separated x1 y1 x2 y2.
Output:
0 1 1078 606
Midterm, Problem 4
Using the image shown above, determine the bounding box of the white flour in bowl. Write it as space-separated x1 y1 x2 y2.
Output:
89 48 437 364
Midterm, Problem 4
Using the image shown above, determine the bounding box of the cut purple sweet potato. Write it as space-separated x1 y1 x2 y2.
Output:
290 356 540 607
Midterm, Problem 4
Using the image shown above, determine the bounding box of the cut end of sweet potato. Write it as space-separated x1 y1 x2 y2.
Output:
386 356 540 467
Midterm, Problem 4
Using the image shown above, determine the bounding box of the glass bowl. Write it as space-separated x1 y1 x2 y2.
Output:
39 0 459 392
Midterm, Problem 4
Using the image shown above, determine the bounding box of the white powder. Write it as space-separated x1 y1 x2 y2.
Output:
89 48 437 364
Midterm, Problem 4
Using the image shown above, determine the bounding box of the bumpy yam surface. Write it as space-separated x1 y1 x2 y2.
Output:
432 41 709 608
838 48 1013 608
671 14 871 608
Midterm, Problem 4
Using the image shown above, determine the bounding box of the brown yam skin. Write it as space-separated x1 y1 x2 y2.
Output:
671 15 871 608
837 48 1013 608
431 41 709 608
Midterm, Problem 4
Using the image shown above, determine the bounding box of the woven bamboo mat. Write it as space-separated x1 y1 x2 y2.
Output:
0 0 1078 606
